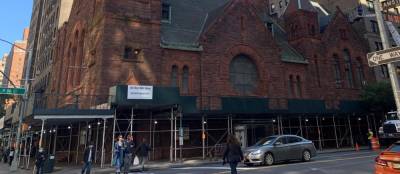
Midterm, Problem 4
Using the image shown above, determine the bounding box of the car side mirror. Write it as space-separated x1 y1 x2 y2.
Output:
274 142 282 146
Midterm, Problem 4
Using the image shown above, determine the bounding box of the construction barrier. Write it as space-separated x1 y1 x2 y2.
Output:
371 137 380 151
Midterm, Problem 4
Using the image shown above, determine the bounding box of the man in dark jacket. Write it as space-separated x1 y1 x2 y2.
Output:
122 135 135 174
81 144 95 174
136 138 151 171
35 148 46 174
223 135 243 174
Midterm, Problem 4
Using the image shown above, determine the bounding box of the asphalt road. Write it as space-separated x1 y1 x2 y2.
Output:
138 151 378 174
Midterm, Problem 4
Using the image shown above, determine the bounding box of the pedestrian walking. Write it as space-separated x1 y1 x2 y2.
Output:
81 143 95 174
35 148 46 174
3 147 8 163
367 129 374 149
122 135 135 174
136 138 151 172
223 135 243 174
8 146 15 166
113 135 125 174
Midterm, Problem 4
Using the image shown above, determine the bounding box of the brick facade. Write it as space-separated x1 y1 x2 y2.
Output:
50 0 374 111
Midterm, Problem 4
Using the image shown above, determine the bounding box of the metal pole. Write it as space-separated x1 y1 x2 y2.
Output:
130 107 134 135
100 118 106 168
39 119 45 148
174 113 177 162
170 108 173 162
11 49 32 171
67 125 72 164
101 118 107 168
75 122 81 164
202 115 205 160
111 111 117 166
374 0 400 117
26 132 32 169
366 115 371 130
179 111 183 163
333 116 339 148
316 116 322 151
347 116 354 148
95 122 100 164
299 116 303 137
53 126 58 155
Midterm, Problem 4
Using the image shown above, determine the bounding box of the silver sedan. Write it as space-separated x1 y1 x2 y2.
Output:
243 135 317 166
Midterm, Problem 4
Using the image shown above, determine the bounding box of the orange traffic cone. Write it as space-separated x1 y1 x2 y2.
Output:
355 143 360 151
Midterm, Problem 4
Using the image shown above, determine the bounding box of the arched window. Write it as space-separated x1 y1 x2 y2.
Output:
296 75 302 98
182 66 189 93
333 54 341 88
343 49 354 88
171 65 178 87
229 54 259 95
289 75 294 98
356 58 365 87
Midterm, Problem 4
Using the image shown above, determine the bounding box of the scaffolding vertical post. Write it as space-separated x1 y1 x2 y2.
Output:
316 116 322 151
174 112 177 162
53 126 58 155
170 108 174 162
39 119 46 148
179 109 183 163
372 114 378 136
26 132 33 169
111 110 117 166
347 115 354 148
366 115 371 130
67 125 72 164
227 116 230 135
95 121 100 164
101 118 107 168
299 116 303 137
76 122 81 165
202 115 205 160
332 115 339 148
152 112 156 160
130 107 134 136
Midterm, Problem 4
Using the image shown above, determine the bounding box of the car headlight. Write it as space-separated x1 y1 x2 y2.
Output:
250 150 262 155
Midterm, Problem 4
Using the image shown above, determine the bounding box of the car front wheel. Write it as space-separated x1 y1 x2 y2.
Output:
302 150 311 162
264 153 274 166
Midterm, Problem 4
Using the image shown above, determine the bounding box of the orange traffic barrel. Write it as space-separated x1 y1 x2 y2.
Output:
371 137 380 151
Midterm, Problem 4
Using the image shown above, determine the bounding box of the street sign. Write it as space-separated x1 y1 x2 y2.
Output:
0 88 25 95
367 46 400 67
382 0 400 11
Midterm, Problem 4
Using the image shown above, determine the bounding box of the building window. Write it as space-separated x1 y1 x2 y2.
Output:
162 3 171 22
229 54 259 95
309 24 315 36
296 76 302 98
315 58 321 87
289 75 294 97
370 20 379 33
375 42 383 51
356 58 365 87
367 0 374 11
343 49 354 88
339 29 347 40
267 22 274 34
182 66 189 93
171 65 178 87
123 46 133 59
333 54 342 88
271 3 276 13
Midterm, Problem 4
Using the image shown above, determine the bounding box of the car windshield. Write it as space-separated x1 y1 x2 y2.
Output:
254 136 277 146
389 144 400 152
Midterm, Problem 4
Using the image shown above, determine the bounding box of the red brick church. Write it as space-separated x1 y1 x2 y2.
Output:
44 0 376 160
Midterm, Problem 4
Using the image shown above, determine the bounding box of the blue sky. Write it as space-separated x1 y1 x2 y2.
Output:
0 0 33 58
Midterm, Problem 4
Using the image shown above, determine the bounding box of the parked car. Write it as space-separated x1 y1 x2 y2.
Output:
243 135 317 166
375 141 400 174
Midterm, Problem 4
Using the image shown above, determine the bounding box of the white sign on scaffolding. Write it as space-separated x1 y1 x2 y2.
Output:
127 85 153 100
387 21 400 46
0 117 3 129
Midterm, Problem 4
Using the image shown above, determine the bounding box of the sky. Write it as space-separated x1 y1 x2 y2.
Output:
0 0 33 58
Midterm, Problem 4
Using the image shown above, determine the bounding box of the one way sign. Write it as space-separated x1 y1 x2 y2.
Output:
367 46 400 67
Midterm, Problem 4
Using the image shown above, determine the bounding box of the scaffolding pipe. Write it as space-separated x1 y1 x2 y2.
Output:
53 126 58 155
299 116 303 137
170 108 173 162
202 116 205 160
101 118 107 168
347 116 354 148
316 117 322 151
39 119 45 148
174 113 177 162
111 111 117 166
366 115 371 130
179 111 183 163
67 125 72 164
76 122 81 165
26 132 33 169
95 121 100 164
130 107 134 135
333 116 339 149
